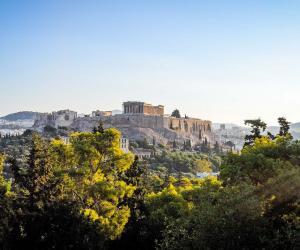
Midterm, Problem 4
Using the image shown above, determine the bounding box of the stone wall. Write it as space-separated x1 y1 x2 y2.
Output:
70 114 212 145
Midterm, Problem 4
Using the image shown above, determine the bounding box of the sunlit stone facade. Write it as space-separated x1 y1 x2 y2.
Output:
123 101 164 116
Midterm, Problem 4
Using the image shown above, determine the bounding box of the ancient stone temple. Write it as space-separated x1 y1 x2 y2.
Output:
123 101 164 116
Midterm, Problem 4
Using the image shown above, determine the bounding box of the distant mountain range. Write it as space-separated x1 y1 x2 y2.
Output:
0 111 40 121
291 122 300 132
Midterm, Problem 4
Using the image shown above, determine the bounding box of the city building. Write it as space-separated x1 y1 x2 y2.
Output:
132 148 153 160
120 137 129 153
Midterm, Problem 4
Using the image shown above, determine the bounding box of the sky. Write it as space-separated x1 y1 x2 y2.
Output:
0 0 300 125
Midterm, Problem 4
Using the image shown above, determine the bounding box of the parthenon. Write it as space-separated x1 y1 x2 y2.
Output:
123 101 164 116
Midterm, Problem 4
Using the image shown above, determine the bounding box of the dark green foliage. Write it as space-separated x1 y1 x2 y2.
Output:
43 125 57 136
148 150 220 174
10 134 59 207
199 137 211 153
172 140 177 149
244 119 267 146
158 185 269 250
213 141 221 154
171 109 181 118
109 157 151 250
5 202 105 250
0 132 126 249
93 121 104 134
0 120 299 249
183 139 192 151
135 138 152 149
278 117 292 137
23 129 34 137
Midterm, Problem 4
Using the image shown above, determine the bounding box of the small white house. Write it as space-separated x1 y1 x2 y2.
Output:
132 148 152 160
120 137 129 153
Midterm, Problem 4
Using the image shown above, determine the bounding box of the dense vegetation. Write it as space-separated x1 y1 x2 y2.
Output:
148 151 220 174
0 119 299 249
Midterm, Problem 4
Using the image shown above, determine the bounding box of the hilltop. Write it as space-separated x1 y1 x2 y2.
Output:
0 111 40 121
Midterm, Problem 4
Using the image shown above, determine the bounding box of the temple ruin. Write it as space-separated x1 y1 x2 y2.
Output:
123 101 164 116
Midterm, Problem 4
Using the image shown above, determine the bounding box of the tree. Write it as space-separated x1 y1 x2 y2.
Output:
278 117 292 138
43 125 57 136
136 138 151 149
185 140 192 151
244 119 267 146
158 184 267 250
225 140 235 151
0 154 8 195
10 134 60 207
1 129 139 248
195 159 212 173
51 128 136 240
108 156 150 250
2 134 105 248
144 184 191 249
171 109 181 118
5 201 106 250
172 140 177 150
200 137 210 153
0 153 14 249
220 134 300 249
213 141 221 154
93 121 104 134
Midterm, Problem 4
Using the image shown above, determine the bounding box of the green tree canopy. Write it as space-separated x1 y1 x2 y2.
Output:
51 128 136 240
278 117 292 137
244 119 267 146
171 109 181 118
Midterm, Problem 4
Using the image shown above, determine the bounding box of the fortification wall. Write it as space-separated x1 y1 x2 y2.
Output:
111 114 165 129
166 117 212 139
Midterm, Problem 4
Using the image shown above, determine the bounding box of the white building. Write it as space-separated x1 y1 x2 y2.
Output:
120 137 129 153
132 148 152 160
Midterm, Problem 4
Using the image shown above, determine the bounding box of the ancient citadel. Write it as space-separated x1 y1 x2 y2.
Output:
34 101 212 145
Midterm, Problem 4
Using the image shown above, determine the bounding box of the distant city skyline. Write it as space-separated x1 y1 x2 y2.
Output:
1 0 300 126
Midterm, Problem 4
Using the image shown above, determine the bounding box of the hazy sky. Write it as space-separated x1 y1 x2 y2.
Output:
1 0 300 125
